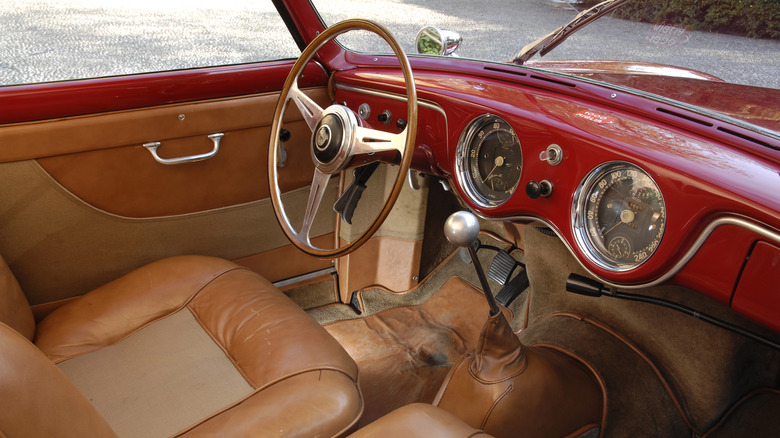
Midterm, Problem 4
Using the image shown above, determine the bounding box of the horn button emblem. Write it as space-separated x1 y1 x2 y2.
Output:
312 114 344 164
315 125 331 151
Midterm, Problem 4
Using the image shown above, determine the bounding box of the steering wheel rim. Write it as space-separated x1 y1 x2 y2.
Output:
268 19 418 258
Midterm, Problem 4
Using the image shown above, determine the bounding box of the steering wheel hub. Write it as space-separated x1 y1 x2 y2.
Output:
311 107 355 173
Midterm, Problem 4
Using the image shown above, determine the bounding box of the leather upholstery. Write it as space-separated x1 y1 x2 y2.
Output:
0 161 337 306
3 255 362 437
434 312 602 438
0 322 117 438
348 403 493 438
0 255 34 340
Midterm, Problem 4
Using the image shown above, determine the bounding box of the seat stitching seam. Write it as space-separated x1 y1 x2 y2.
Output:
49 265 249 364
184 305 259 389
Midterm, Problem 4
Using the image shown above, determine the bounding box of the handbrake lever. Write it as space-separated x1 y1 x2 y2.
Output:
333 162 380 224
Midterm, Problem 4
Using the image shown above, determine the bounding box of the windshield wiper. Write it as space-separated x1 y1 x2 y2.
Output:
513 0 631 64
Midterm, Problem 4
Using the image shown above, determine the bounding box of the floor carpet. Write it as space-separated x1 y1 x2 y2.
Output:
324 276 508 427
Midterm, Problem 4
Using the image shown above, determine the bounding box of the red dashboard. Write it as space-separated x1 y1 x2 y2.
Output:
333 62 780 331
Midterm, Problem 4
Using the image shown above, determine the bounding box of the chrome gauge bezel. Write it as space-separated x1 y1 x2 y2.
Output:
572 161 666 272
455 114 523 208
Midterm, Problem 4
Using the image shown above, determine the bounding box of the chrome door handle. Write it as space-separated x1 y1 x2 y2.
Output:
143 133 223 165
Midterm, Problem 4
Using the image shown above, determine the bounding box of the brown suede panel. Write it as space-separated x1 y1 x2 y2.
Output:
519 315 690 437
348 403 492 438
0 323 117 438
705 389 780 437
325 276 506 428
0 255 34 340
522 225 780 433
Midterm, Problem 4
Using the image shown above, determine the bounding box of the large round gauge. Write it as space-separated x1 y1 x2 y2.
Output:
456 115 523 207
573 162 666 271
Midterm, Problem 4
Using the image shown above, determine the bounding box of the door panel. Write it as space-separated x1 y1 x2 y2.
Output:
34 90 326 217
0 87 336 305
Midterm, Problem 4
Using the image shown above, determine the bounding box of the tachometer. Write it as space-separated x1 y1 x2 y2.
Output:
573 162 666 271
456 115 523 207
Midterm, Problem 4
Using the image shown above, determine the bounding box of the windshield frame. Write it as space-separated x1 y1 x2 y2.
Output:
302 0 779 147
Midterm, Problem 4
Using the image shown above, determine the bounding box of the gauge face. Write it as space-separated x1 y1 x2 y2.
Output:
573 162 666 271
456 115 523 207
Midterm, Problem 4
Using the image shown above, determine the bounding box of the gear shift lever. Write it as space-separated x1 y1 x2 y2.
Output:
444 211 501 316
435 211 603 437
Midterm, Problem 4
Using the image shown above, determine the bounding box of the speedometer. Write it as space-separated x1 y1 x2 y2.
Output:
456 115 523 207
572 162 666 271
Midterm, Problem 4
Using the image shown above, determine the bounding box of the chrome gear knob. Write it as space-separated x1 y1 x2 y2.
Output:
444 210 500 316
444 211 480 248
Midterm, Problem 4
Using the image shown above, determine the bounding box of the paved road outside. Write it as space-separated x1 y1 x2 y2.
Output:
2 0 779 88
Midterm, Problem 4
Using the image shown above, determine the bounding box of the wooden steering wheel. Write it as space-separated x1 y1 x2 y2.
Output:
268 19 418 258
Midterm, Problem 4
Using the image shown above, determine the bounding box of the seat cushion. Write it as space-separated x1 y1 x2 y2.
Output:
349 404 493 438
34 256 362 437
0 254 34 340
0 322 117 438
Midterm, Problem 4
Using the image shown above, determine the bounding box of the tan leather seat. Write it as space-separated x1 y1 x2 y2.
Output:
349 404 493 438
0 255 362 437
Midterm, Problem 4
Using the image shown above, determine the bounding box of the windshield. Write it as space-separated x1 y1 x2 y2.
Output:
312 0 780 136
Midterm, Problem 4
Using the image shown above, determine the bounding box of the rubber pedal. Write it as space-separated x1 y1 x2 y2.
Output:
488 250 518 285
496 268 530 307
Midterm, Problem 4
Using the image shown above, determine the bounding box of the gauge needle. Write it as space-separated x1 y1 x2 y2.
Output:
483 156 505 182
603 209 636 235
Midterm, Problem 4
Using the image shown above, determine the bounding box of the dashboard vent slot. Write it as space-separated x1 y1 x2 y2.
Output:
484 66 527 77
717 127 779 151
529 75 576 88
482 67 575 87
656 107 713 127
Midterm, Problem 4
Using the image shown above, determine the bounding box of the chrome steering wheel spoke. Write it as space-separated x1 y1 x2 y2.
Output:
296 167 331 245
352 126 407 157
288 83 324 131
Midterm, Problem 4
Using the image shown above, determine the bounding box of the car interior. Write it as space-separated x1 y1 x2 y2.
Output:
1 0 779 437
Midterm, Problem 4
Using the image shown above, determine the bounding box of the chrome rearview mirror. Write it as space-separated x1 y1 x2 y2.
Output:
415 26 462 56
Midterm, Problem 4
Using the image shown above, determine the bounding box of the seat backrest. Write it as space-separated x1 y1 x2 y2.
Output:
0 255 34 340
0 322 117 438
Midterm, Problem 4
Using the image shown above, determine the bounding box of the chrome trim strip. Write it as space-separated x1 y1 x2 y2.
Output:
336 83 446 114
272 266 336 288
475 211 780 290
334 83 449 148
